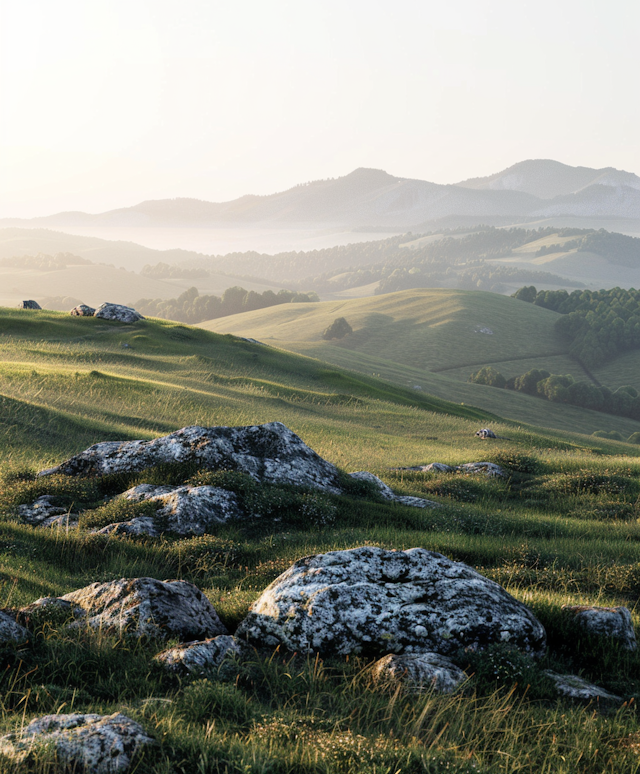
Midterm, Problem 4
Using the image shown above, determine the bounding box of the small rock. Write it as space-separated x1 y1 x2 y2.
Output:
237 546 546 657
121 484 177 502
17 598 85 629
17 495 66 525
562 605 637 651
94 303 144 324
475 428 497 439
0 712 154 773
348 472 440 509
70 304 96 316
18 300 41 310
457 462 506 478
60 577 227 641
544 670 622 703
0 611 30 646
372 652 467 693
421 463 454 473
96 517 159 537
154 634 245 676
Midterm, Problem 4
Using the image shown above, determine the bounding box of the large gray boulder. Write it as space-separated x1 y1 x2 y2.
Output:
60 578 227 641
371 652 467 694
18 300 41 310
38 422 343 494
94 303 144 323
562 605 637 651
0 712 154 772
237 547 546 657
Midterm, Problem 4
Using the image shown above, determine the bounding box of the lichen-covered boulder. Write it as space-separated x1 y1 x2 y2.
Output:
421 463 454 473
0 712 154 772
96 517 159 537
60 578 227 641
348 472 440 509
0 611 30 646
38 422 343 494
70 304 96 316
372 653 467 693
237 547 546 657
544 671 622 703
17 598 85 629
562 605 637 651
18 300 41 310
475 428 497 439
17 495 66 525
154 634 245 676
94 303 144 323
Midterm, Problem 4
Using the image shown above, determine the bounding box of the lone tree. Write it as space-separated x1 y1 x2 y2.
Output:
322 317 353 340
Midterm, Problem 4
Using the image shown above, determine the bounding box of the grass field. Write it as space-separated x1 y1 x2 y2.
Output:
3 307 640 771
201 289 640 439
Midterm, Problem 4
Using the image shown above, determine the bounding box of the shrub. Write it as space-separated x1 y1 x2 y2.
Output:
468 366 506 388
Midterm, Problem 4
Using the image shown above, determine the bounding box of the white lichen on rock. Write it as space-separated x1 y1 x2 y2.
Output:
94 303 144 324
59 577 227 641
236 546 546 657
0 712 154 773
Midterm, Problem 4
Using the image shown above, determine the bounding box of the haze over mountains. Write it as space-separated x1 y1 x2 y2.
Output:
4 160 640 231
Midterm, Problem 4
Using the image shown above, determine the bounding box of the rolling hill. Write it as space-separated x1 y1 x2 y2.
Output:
200 288 640 438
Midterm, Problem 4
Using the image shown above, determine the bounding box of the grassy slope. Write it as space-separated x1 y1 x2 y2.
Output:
201 288 640 438
4 308 640 771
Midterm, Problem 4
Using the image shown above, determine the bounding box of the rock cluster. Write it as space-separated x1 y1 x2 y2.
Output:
0 712 154 773
397 461 507 478
237 546 547 657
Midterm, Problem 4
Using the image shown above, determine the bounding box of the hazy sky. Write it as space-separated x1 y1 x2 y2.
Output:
1 0 639 216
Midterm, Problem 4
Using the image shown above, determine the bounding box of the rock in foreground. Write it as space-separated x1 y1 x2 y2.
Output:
237 547 546 657
60 578 227 641
38 422 343 494
0 713 154 773
94 303 144 323
372 652 466 693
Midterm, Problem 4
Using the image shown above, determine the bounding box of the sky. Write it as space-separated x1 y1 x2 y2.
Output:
1 0 639 217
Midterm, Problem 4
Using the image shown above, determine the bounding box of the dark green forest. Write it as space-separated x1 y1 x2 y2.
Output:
134 286 318 324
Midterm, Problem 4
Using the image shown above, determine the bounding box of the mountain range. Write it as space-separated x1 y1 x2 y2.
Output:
4 160 640 229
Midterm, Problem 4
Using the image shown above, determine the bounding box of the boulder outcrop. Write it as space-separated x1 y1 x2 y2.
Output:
237 546 546 657
371 652 467 693
0 713 154 773
562 605 637 651
94 303 144 323
38 422 344 494
154 634 245 676
60 578 227 641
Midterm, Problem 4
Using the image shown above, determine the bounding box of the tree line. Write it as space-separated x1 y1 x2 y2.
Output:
134 286 318 325
513 285 640 367
469 365 640 420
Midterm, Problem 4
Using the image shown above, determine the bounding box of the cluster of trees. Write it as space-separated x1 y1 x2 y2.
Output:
134 286 318 324
0 253 91 270
469 365 640 420
141 262 209 280
513 286 640 367
322 317 352 340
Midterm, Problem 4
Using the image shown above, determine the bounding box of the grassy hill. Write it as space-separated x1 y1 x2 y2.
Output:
201 288 640 438
3 307 640 770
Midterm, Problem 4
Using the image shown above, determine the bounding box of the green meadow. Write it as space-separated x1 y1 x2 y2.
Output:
1 308 640 771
